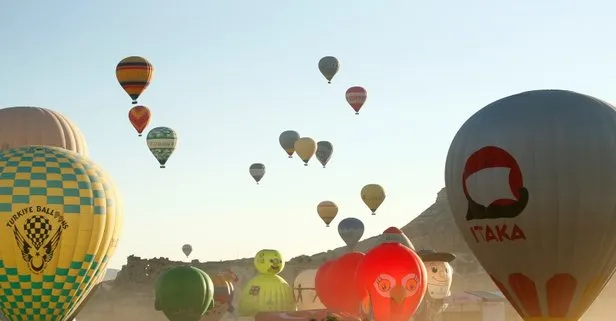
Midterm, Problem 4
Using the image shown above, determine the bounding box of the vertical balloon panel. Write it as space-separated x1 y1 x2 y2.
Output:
445 90 616 320
0 146 122 321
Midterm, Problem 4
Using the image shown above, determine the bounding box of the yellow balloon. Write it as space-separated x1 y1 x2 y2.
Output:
254 249 284 275
293 137 316 166
0 146 122 321
361 184 386 215
238 274 295 316
317 201 338 227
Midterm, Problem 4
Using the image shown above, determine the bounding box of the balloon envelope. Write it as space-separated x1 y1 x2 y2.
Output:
128 105 152 136
345 87 367 115
279 130 300 158
0 146 122 321
361 184 386 214
321 252 367 316
318 56 339 83
338 218 364 249
249 163 266 184
315 141 334 168
182 244 193 257
444 89 616 321
293 269 325 310
0 106 88 156
357 243 427 321
315 261 335 310
116 56 154 104
379 227 415 250
317 201 338 227
238 274 295 316
147 127 178 168
294 137 316 166
155 266 214 321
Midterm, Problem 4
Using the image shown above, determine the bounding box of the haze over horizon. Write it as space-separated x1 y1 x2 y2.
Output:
3 1 616 269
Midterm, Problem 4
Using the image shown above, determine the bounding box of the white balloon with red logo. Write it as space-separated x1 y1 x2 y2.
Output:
444 90 616 321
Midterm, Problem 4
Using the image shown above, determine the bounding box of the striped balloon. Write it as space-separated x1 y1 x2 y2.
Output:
345 86 367 115
116 56 154 104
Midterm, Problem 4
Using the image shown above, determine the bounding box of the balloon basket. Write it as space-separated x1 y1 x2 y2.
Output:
132 100 138 104
371 212 376 215
355 112 359 115
160 165 166 169
322 166 326 168
138 133 142 137
256 182 260 185
304 163 308 166
288 155 293 158
326 224 330 227
328 81 331 84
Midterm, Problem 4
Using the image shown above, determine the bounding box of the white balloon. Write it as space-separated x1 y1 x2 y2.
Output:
445 90 616 320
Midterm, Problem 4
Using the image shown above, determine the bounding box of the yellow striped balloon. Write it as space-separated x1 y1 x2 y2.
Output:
0 146 123 321
116 56 154 104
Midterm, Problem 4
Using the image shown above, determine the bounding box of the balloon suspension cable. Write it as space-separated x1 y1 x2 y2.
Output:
160 165 166 169
304 163 308 166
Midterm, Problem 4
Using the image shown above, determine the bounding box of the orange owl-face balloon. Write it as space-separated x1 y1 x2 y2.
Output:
357 243 427 321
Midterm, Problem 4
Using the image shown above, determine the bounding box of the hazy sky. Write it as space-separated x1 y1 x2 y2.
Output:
1 1 616 269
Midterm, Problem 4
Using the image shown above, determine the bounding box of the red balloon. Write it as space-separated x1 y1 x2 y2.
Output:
345 86 368 115
357 243 427 321
320 252 367 316
315 260 336 308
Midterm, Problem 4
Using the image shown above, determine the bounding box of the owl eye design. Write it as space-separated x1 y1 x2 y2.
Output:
373 273 396 297
431 267 438 273
401 273 420 297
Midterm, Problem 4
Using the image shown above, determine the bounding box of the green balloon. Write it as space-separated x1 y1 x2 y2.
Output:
146 126 178 168
155 266 214 321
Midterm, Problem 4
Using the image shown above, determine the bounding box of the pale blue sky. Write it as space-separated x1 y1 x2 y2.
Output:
1 1 616 269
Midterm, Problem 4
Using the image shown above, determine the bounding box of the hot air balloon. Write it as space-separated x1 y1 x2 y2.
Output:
317 201 338 227
379 227 415 250
357 243 427 321
315 141 334 168
155 266 214 321
444 89 616 321
315 260 336 311
318 56 339 84
128 105 152 137
238 249 295 316
0 146 122 321
318 252 367 317
202 272 236 321
249 163 266 185
116 56 154 104
0 106 88 156
345 87 367 115
414 250 455 321
361 184 385 215
147 126 178 168
338 217 364 251
293 269 325 310
279 130 300 158
182 244 193 257
294 137 316 166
